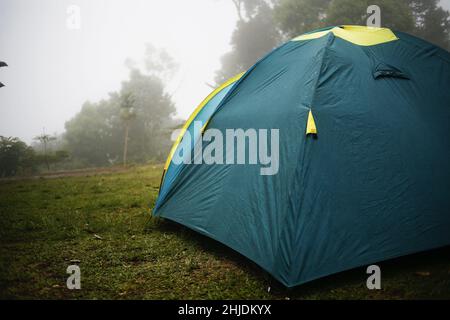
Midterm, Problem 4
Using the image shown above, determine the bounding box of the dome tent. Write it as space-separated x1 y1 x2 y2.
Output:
153 26 450 287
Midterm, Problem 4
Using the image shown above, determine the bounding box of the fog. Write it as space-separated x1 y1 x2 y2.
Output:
1 0 449 143
0 0 237 143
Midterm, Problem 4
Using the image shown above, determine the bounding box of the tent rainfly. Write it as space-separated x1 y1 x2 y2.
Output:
153 26 450 287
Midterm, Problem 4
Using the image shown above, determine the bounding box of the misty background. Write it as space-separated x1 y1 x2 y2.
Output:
1 0 449 175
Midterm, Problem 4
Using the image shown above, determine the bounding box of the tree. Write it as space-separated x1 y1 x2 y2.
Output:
273 0 331 39
0 136 36 177
64 46 177 167
34 130 57 171
143 44 179 81
273 0 450 50
120 92 136 166
408 0 450 49
119 69 176 163
231 0 265 21
325 0 414 33
273 0 415 37
214 0 281 84
64 96 125 166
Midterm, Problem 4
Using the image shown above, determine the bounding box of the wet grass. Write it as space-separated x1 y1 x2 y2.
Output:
0 164 449 299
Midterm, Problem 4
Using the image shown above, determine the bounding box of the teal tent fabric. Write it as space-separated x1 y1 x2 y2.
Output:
153 27 450 287
156 81 236 207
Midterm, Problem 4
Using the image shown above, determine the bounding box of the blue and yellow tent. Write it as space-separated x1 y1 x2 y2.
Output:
153 26 450 287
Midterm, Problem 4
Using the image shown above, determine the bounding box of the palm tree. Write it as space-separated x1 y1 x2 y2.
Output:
34 129 56 171
120 93 136 166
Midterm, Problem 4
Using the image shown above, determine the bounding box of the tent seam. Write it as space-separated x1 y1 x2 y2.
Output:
206 43 290 123
272 33 334 283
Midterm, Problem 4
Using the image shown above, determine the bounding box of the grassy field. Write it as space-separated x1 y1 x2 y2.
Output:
0 164 449 299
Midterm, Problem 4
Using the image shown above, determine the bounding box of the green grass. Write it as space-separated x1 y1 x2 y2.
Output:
0 164 449 299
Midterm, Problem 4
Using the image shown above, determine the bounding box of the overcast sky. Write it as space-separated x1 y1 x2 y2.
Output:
1 0 449 143
0 0 237 143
